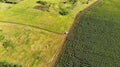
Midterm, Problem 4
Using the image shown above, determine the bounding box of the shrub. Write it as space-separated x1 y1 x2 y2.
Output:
3 40 14 48
0 0 2 2
37 0 47 5
0 35 4 41
68 0 78 4
34 5 50 12
2 0 22 4
59 8 69 15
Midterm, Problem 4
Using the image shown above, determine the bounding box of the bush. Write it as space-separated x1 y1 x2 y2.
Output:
0 35 4 41
2 0 22 4
3 40 14 48
34 5 50 12
59 8 69 15
37 0 47 5
0 0 2 2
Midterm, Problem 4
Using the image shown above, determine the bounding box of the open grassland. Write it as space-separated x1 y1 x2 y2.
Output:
0 22 65 67
0 0 96 33
0 0 98 67
55 0 120 67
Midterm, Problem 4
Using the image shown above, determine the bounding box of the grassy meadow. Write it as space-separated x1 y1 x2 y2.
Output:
0 0 96 33
0 0 98 67
0 22 65 67
55 0 120 67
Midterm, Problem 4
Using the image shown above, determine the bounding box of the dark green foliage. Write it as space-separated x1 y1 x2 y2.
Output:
55 0 120 67
2 0 22 4
37 0 47 5
34 5 50 12
3 40 14 48
59 8 69 15
68 0 78 4
0 61 22 67
0 30 4 41
0 0 2 2
58 3 71 16
35 0 50 11
0 35 4 41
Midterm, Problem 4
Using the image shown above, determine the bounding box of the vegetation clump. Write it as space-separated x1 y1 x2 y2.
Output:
35 0 50 12
68 0 78 4
59 7 70 15
0 35 4 41
0 61 22 67
2 40 14 48
35 0 90 15
37 0 47 5
1 0 22 4
34 5 50 12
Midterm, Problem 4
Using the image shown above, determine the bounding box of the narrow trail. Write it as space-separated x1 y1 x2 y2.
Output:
0 20 64 35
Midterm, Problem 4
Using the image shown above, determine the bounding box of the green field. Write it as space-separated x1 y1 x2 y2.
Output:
55 0 120 67
0 0 97 67
0 0 96 33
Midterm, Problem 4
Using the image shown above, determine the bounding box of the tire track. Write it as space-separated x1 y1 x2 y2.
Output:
0 20 65 35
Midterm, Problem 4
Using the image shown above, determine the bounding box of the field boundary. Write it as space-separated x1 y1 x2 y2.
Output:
52 0 100 67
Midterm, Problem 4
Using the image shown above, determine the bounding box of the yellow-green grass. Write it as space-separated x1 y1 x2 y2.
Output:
0 22 65 67
0 2 13 10
0 0 98 67
0 0 97 33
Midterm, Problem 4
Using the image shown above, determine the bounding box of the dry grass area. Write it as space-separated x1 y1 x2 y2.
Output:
0 22 65 67
0 2 13 10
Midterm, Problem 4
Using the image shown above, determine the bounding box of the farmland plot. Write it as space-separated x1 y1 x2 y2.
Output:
55 0 120 67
